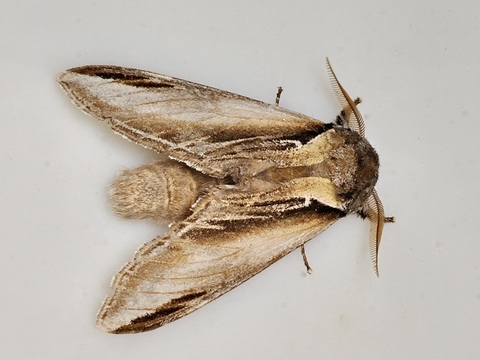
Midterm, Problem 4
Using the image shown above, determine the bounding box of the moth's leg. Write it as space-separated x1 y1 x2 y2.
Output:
357 208 395 223
275 86 283 106
301 245 313 274
110 160 217 223
353 97 361 106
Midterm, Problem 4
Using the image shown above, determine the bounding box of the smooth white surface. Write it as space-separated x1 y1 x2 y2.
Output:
2 0 479 359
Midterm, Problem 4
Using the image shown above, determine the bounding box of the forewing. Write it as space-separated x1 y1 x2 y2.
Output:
58 66 329 177
97 178 345 333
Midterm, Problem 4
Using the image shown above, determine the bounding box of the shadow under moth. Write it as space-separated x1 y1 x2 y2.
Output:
57 59 393 334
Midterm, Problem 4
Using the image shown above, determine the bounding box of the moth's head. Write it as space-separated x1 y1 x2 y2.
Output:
326 58 393 276
324 127 379 212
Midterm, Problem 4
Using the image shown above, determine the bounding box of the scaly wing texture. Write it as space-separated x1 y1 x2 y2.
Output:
58 66 331 177
97 178 345 333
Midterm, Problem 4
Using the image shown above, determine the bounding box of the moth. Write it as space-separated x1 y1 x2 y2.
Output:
57 59 393 334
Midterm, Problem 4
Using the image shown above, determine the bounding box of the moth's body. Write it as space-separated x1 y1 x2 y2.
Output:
58 62 391 334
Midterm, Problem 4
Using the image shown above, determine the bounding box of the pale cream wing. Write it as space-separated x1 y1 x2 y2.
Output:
58 66 331 177
97 178 345 333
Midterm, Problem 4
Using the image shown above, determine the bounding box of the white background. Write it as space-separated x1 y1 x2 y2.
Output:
2 1 479 359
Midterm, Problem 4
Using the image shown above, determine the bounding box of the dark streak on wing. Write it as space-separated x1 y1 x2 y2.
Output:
204 122 333 147
278 123 334 145
125 80 175 88
67 65 175 88
113 291 208 333
183 200 346 240
248 198 307 208
68 65 148 80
